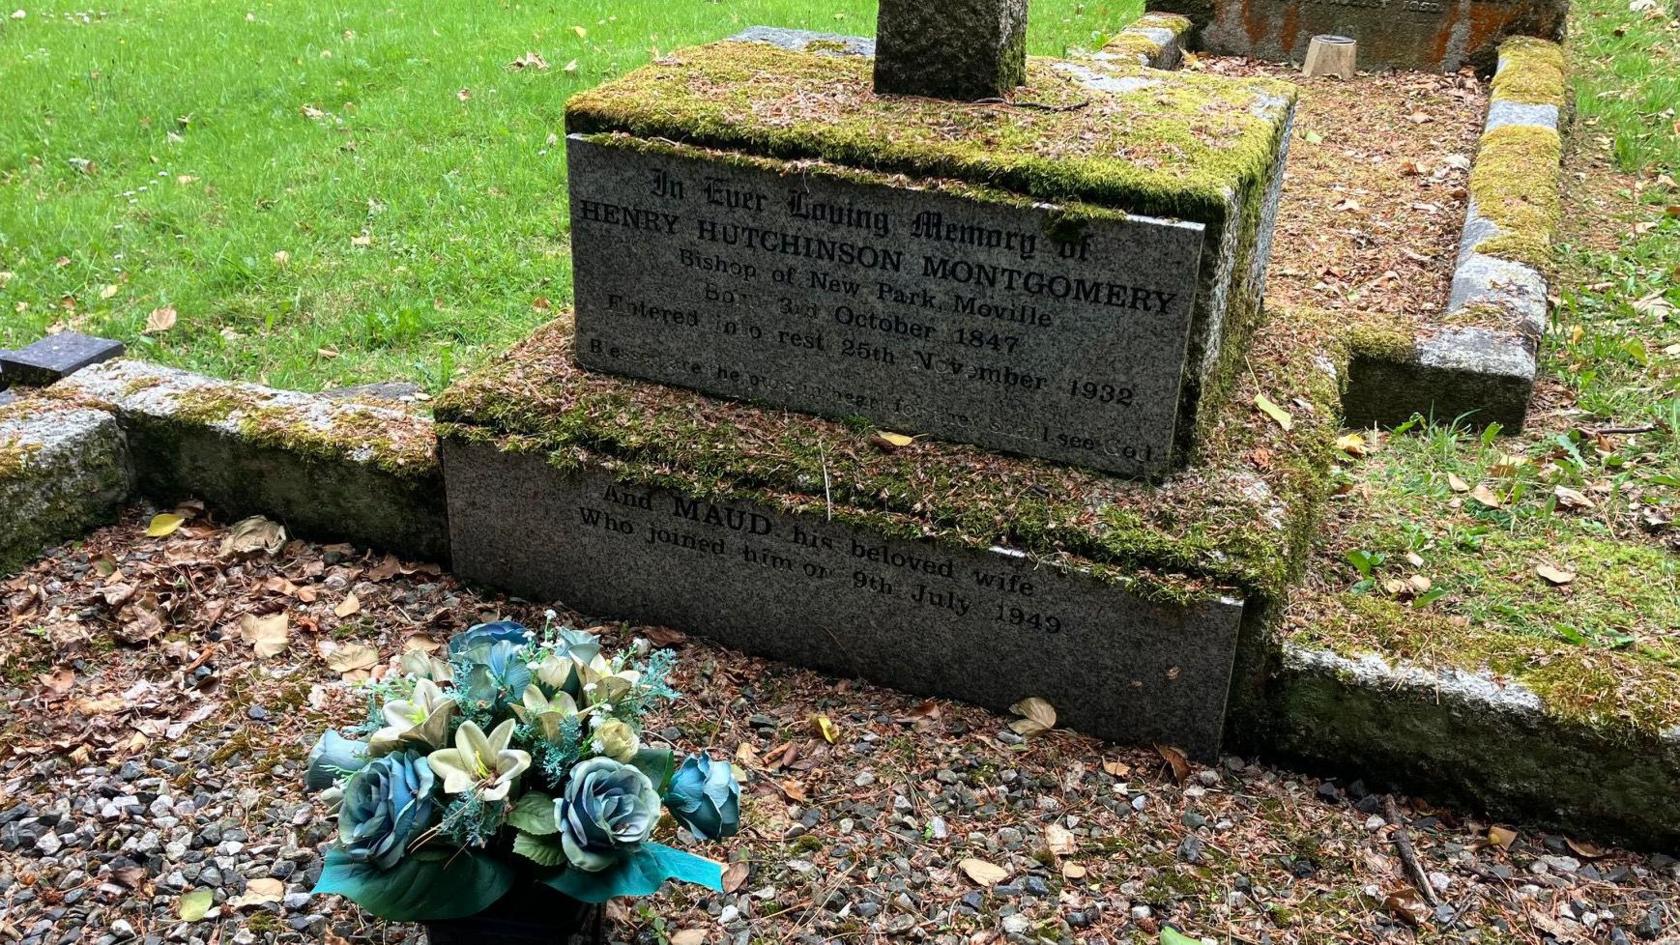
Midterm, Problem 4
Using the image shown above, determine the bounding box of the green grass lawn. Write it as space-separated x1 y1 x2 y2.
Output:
0 0 1139 391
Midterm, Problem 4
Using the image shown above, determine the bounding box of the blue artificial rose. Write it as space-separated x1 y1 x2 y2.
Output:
461 640 533 707
306 730 370 791
449 620 532 656
338 751 439 870
555 757 661 871
664 754 740 841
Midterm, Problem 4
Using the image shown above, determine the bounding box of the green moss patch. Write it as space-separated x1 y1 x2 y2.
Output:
1469 124 1562 269
47 364 438 480
1491 37 1567 106
564 41 1295 223
1290 411 1680 739
437 306 1342 604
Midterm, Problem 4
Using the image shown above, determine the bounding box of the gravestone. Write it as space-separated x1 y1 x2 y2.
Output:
568 136 1205 477
563 27 1295 477
874 0 1029 100
446 5 1303 757
445 441 1245 759
1149 0 1569 72
0 332 124 389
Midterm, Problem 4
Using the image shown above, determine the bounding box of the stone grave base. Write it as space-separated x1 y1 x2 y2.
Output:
434 311 1341 759
443 438 1244 758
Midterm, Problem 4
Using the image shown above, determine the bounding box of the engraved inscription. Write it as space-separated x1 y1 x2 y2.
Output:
566 136 1207 477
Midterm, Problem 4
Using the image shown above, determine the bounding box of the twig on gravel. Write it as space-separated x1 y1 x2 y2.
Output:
1385 795 1441 907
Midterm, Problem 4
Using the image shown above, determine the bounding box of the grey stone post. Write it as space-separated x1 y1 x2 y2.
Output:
873 0 1029 101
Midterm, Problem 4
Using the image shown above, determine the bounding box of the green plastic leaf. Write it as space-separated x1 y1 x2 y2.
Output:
314 846 513 921
1159 929 1199 945
630 747 674 794
179 888 214 921
506 791 558 835
542 842 723 904
513 831 569 867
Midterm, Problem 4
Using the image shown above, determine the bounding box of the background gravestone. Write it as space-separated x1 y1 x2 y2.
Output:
874 0 1029 100
1149 0 1569 73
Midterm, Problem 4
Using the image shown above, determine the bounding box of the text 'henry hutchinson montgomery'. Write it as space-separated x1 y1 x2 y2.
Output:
575 198 1181 316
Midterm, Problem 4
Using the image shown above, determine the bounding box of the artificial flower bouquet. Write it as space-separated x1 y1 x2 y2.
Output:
302 618 741 922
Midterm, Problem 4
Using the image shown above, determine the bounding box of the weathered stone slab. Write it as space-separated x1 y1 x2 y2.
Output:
0 332 124 389
1151 0 1568 72
565 39 1296 475
0 400 133 575
569 136 1205 477
443 436 1246 758
48 360 449 563
874 0 1028 100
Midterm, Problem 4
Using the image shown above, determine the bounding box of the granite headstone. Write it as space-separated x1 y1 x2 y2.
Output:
445 438 1246 759
567 135 1206 478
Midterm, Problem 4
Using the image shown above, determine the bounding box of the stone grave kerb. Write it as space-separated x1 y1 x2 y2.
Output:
873 0 1029 101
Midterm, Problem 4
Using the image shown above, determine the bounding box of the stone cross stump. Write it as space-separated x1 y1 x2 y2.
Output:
873 0 1029 100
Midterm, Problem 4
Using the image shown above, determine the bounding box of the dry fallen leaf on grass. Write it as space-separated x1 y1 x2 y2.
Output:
1553 485 1596 511
144 306 177 333
811 713 838 744
1469 484 1503 508
221 515 286 558
321 641 378 673
1447 473 1470 493
229 877 285 909
1045 823 1077 856
178 888 213 921
1157 744 1192 783
870 431 916 452
1536 564 1576 586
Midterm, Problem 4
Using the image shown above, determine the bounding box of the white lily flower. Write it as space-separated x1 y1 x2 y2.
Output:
369 679 456 756
426 719 532 803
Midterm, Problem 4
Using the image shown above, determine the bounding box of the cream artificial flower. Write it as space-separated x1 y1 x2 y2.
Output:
512 684 579 742
426 719 532 802
369 679 456 756
593 718 640 762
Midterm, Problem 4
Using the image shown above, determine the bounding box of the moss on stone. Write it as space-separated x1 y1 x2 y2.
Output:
1491 37 1566 106
170 384 436 479
564 40 1295 224
1288 591 1680 739
1469 124 1562 269
438 301 1341 610
1100 32 1165 65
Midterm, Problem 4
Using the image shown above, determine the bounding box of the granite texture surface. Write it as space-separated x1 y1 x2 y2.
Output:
873 0 1028 100
0 401 133 576
568 135 1206 477
49 360 449 563
1266 643 1680 849
444 436 1246 759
